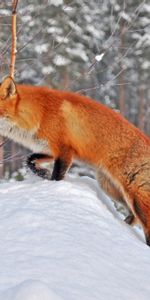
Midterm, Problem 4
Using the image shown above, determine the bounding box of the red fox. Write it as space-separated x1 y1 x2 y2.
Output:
0 76 150 246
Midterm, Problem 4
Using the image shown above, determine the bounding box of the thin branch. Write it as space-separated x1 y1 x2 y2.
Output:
76 81 131 95
10 0 19 79
126 0 146 32
12 0 19 14
54 29 73 50
17 28 43 53
0 151 24 164
0 138 9 148
76 68 128 94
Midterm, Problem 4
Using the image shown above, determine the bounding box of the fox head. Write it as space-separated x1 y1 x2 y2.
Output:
0 76 43 130
0 76 18 119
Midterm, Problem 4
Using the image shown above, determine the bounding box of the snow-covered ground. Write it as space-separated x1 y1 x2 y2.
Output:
0 174 150 300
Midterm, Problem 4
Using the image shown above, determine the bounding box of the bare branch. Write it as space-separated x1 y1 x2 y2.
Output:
0 138 9 148
76 68 130 95
10 0 19 79
12 0 19 14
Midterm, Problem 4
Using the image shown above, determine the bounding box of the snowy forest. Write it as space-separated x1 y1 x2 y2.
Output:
0 0 150 178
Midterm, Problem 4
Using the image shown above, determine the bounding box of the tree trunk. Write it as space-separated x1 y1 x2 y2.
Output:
0 137 4 179
118 19 126 116
10 141 17 175
138 84 145 132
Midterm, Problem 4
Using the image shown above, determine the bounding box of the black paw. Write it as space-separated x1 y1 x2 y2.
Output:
124 214 135 226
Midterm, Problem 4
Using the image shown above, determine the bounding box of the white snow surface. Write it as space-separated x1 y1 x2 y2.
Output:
95 53 105 62
0 175 150 300
50 0 63 7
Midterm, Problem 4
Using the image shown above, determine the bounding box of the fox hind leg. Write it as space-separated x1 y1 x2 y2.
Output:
132 190 150 246
97 169 136 225
124 213 136 226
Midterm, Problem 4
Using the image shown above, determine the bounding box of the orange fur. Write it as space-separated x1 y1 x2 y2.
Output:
0 76 150 245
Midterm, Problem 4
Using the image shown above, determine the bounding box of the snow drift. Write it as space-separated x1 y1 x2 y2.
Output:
0 175 150 300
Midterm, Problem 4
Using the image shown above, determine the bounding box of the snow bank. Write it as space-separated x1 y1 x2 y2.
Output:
0 175 150 300
0 280 62 300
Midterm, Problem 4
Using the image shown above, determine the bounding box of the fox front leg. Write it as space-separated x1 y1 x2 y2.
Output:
51 147 73 181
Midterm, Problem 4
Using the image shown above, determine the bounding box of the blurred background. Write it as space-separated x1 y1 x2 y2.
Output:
0 0 149 179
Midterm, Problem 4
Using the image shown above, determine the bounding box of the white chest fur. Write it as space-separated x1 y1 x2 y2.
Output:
0 118 49 153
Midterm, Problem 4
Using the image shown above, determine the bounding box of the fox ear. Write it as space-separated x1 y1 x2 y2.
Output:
0 76 16 99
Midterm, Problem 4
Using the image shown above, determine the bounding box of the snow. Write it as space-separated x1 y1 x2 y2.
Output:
66 47 89 62
42 66 54 75
95 53 105 62
35 44 49 54
0 280 62 300
142 61 150 70
53 55 70 66
120 11 131 22
0 174 150 300
63 6 73 12
50 0 63 7
142 3 150 13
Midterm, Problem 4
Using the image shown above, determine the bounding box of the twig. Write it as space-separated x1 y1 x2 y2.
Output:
10 0 19 79
76 68 130 94
0 138 9 148
17 28 43 53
